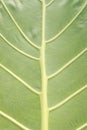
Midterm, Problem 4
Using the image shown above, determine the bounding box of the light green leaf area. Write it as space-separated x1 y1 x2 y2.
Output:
0 0 87 130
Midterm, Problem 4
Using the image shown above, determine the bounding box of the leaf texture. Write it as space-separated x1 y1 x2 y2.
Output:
0 0 87 130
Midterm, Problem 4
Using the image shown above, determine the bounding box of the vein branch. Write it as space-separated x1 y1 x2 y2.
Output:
49 84 87 111
0 0 40 49
0 111 30 130
48 48 87 79
0 33 39 61
0 63 40 95
76 123 87 130
46 1 87 43
46 0 55 7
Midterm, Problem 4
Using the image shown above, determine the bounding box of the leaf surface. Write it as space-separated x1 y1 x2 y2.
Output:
0 0 87 130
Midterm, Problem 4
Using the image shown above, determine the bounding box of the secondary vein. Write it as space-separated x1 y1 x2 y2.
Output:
46 1 87 43
0 63 40 95
46 0 55 7
0 110 30 130
49 84 87 111
76 123 87 130
0 0 40 49
0 33 39 61
48 48 87 79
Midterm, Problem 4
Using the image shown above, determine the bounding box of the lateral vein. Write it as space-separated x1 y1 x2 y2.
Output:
0 110 30 130
49 84 87 111
46 1 87 43
48 48 87 79
46 0 55 7
0 0 40 49
76 123 87 130
0 63 40 95
0 33 39 61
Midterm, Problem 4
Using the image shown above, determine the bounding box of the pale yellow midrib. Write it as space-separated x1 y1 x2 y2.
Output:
40 1 49 130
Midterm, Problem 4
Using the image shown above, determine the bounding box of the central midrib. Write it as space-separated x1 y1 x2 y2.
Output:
40 0 49 130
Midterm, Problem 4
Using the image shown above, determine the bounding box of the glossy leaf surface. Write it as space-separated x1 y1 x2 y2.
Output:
0 0 87 130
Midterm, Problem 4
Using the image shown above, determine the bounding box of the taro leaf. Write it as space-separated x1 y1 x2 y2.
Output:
0 0 87 130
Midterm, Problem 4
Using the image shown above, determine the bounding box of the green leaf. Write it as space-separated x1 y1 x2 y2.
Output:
0 0 87 130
